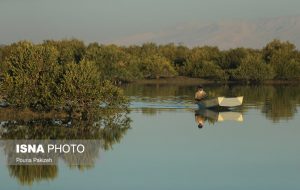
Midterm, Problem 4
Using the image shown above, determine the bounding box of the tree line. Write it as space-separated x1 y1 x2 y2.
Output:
1 39 300 83
0 39 300 111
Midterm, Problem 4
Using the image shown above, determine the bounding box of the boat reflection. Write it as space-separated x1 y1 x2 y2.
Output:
195 108 243 128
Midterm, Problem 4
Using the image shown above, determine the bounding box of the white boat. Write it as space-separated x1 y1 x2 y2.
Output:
197 96 243 108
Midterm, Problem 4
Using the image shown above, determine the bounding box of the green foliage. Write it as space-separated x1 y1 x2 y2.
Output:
177 46 227 80
232 54 275 83
220 48 250 69
85 44 142 82
126 43 159 57
184 60 228 81
158 43 178 61
262 39 300 79
1 41 61 110
188 46 222 64
0 45 4 77
0 45 3 63
263 39 296 62
277 59 300 79
59 60 103 110
43 39 86 64
1 41 128 112
138 55 177 79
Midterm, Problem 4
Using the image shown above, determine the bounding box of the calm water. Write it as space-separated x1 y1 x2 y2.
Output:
0 84 300 190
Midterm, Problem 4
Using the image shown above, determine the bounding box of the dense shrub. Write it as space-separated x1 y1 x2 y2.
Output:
232 54 275 83
1 41 61 110
184 60 228 81
138 55 177 79
85 44 142 82
43 39 86 64
275 59 300 80
220 48 250 69
0 42 127 111
188 46 222 64
262 39 300 79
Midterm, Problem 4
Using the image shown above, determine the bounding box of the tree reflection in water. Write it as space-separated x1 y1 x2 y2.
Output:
8 165 58 186
0 108 131 186
125 84 300 122
231 85 299 122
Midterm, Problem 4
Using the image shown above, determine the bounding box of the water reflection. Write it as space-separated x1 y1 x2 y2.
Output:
124 84 300 122
231 85 299 122
195 109 243 128
1 84 299 188
8 165 58 186
0 108 131 185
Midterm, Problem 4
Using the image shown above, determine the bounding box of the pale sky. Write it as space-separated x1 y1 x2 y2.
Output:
0 0 299 44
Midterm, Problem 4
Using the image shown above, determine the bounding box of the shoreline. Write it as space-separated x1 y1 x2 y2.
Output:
130 76 300 85
0 108 69 121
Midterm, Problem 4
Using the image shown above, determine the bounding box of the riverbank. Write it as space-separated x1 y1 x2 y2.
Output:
132 76 216 85
0 108 69 121
132 76 300 85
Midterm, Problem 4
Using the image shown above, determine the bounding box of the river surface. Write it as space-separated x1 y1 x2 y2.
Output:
0 84 300 190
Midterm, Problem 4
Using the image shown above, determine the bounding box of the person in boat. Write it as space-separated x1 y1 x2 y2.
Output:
195 85 207 102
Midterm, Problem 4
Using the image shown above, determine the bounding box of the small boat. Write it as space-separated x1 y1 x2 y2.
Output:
197 96 243 108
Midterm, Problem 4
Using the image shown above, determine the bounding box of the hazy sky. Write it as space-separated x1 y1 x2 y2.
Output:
0 0 300 44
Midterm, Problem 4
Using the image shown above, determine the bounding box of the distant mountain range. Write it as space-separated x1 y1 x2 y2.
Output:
113 15 300 49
